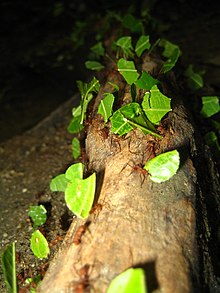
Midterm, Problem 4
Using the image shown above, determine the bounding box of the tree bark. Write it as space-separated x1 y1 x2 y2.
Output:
37 55 214 293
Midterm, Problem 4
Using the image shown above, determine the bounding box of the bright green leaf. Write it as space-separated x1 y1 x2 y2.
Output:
200 96 220 118
107 268 147 293
117 58 139 85
1 242 17 293
159 39 181 73
98 93 115 122
135 71 159 90
142 85 172 124
30 230 50 259
72 137 81 159
115 36 134 58
184 64 204 90
50 174 68 192
65 162 84 181
85 61 104 71
122 14 144 33
135 35 151 57
144 150 180 183
28 205 47 229
65 173 96 218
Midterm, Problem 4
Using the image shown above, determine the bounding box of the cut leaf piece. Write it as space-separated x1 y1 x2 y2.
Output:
122 14 144 33
204 131 220 151
65 173 96 218
135 35 151 57
184 64 204 90
1 242 17 293
90 41 105 58
144 150 180 183
28 205 47 229
200 96 220 118
30 230 50 259
135 71 159 90
159 39 181 73
98 93 115 122
117 58 139 85
65 162 84 181
115 36 134 58
85 61 104 71
72 137 81 159
50 174 68 192
107 268 147 293
77 77 100 124
110 103 160 138
142 85 172 124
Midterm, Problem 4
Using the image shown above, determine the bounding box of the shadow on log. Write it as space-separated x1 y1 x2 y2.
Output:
37 54 218 293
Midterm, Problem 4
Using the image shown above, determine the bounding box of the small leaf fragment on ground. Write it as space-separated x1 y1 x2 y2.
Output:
28 205 47 228
30 230 50 259
107 268 147 293
184 64 204 90
135 71 159 90
159 39 181 73
144 149 180 183
1 242 17 293
85 61 104 71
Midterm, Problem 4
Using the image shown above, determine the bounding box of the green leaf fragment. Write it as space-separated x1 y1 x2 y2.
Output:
1 242 17 293
28 205 47 228
77 77 100 124
65 173 96 218
72 137 81 159
30 230 50 259
135 71 159 90
110 103 160 137
204 131 220 151
68 106 84 134
115 36 134 58
107 268 147 293
65 162 84 181
117 58 139 85
184 64 204 90
90 41 105 58
122 14 144 33
50 174 68 192
98 93 115 122
142 85 172 124
160 39 181 73
108 81 119 92
200 96 220 118
135 35 151 57
144 150 180 183
85 61 104 71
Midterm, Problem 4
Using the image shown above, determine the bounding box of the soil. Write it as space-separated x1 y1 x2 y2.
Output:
0 1 220 292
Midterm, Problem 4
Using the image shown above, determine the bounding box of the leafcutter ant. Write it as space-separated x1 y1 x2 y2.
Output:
74 264 91 293
73 222 90 245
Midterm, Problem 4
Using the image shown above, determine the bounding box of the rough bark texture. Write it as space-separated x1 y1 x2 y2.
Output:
38 56 203 293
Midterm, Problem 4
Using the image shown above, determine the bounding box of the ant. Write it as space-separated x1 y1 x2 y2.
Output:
89 203 103 219
74 264 91 293
49 235 63 247
99 126 109 140
121 160 149 187
73 222 90 245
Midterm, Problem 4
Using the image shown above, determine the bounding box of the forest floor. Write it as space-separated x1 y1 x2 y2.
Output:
0 1 220 292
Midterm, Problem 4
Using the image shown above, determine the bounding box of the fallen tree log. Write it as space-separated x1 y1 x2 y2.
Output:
37 54 218 293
